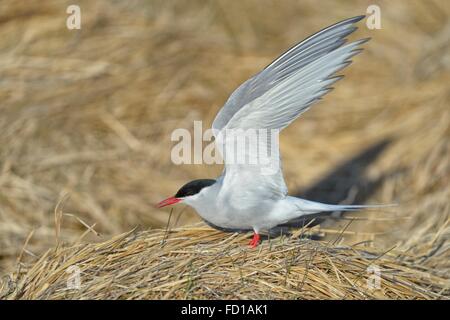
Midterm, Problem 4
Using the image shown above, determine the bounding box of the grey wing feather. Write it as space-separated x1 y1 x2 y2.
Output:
226 38 369 130
212 15 366 132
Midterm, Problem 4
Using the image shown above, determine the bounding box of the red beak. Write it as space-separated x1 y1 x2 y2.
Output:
156 196 182 208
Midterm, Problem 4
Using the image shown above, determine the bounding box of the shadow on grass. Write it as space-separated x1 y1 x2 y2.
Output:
269 137 394 239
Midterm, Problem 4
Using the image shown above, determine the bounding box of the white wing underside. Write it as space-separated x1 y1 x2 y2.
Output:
212 16 369 199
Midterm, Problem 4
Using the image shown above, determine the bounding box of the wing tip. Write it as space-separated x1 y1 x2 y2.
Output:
332 15 366 29
347 15 366 24
328 74 345 83
356 37 372 45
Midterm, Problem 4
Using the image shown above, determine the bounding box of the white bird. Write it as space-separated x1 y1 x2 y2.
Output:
157 16 386 248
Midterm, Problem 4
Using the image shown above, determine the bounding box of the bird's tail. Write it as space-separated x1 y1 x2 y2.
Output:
273 196 396 231
286 196 396 217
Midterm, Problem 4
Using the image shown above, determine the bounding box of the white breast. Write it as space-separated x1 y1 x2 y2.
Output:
184 171 284 231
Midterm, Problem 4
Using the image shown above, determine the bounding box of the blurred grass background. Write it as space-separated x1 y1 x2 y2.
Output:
0 0 449 278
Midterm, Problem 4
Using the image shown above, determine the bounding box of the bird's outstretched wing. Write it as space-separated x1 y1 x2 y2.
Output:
212 15 368 134
212 16 369 200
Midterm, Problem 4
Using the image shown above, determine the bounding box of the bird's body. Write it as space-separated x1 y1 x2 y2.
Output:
185 173 284 232
158 15 387 247
183 172 376 233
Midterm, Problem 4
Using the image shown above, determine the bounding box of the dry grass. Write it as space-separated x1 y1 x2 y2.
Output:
0 0 449 299
1 223 448 299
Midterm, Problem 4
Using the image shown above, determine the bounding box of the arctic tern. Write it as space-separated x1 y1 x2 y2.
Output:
157 15 385 248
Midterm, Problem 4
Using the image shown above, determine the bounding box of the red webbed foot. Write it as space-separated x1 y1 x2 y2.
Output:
248 233 260 248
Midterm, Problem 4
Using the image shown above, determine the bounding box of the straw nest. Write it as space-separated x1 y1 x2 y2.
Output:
1 1 449 299
1 222 448 300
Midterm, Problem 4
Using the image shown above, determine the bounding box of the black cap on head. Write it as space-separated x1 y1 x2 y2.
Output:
175 179 216 198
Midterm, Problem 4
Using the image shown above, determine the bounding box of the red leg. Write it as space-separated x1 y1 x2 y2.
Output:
248 232 260 248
